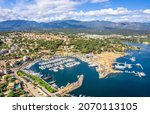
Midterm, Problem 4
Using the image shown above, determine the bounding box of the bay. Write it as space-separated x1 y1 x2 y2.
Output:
30 42 150 97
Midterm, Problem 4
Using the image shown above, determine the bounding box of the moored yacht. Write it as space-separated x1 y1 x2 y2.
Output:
130 57 136 62
43 76 52 80
115 64 126 70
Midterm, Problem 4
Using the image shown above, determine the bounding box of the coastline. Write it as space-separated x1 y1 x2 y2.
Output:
55 51 125 79
95 52 125 78
22 50 127 83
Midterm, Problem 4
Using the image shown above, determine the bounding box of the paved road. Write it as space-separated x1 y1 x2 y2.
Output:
13 70 47 97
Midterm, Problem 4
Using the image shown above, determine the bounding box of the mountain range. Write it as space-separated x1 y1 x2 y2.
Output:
0 20 150 34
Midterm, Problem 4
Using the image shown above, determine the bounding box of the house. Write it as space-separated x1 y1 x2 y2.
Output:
2 69 7 74
0 72 4 77
7 83 15 90
2 69 13 74
0 80 6 85
0 49 9 54
23 56 30 62
9 61 16 67
15 80 19 84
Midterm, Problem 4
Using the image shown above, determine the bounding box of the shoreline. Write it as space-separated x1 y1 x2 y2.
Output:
75 52 125 78
23 51 126 82
95 52 126 78
55 51 125 79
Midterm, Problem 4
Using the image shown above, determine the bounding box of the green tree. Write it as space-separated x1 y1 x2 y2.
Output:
8 91 15 97
0 39 3 45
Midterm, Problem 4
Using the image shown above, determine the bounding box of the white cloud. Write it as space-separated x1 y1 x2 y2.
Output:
13 0 78 17
143 9 150 14
0 0 149 22
67 7 131 17
0 8 21 20
65 8 150 22
87 7 130 16
90 0 109 3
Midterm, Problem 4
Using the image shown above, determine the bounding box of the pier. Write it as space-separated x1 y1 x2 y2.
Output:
113 62 144 70
113 62 146 77
52 75 84 96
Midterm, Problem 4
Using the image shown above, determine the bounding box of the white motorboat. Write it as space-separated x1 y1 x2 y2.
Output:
115 64 126 70
130 57 136 62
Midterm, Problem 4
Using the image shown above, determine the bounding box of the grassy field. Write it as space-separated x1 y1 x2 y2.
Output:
17 70 56 93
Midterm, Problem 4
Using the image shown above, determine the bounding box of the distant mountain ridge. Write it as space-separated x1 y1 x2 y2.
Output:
0 20 150 34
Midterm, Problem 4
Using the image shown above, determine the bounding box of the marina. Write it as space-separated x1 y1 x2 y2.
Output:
39 57 81 72
23 42 150 97
113 61 146 77
22 69 43 77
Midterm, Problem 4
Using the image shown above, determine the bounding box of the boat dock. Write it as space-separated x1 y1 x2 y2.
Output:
124 70 146 77
38 56 80 72
113 62 144 70
113 62 146 77
136 63 143 70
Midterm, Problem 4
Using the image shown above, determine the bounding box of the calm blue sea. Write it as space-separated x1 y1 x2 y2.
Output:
30 42 150 97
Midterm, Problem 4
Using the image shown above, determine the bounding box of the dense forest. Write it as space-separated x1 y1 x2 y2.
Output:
68 38 137 54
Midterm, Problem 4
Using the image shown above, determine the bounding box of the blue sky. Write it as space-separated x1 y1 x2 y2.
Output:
0 0 149 22
77 0 150 11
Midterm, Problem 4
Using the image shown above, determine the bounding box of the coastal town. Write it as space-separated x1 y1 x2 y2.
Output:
0 32 149 97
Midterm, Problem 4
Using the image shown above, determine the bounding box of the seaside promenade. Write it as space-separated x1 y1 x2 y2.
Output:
12 58 84 97
13 70 47 97
10 59 50 97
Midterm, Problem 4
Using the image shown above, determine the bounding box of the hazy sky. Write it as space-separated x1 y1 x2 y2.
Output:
0 0 150 22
